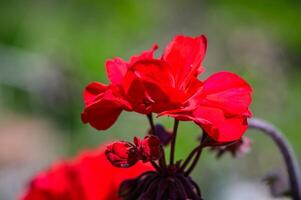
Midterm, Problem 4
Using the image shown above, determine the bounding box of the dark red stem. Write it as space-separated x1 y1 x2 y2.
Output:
170 119 179 165
150 161 161 172
147 113 156 135
184 134 208 176
159 145 167 171
179 144 202 172
146 114 167 172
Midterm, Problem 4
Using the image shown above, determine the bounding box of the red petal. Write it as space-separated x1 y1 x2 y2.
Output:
123 60 184 113
126 60 174 87
83 82 107 106
106 45 158 85
129 44 158 64
163 106 248 142
162 35 207 87
106 58 128 85
208 116 248 142
192 106 248 142
81 89 123 130
201 71 252 116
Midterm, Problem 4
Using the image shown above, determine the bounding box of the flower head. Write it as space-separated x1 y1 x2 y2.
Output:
81 34 252 143
124 35 252 142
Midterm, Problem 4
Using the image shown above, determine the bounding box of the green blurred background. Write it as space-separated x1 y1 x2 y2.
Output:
0 0 300 199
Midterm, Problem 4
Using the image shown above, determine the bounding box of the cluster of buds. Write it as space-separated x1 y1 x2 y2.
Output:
105 136 162 168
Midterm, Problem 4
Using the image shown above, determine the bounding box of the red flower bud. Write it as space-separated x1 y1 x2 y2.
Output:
105 141 138 168
135 136 162 162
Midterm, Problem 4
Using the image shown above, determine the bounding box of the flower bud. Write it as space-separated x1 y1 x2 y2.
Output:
105 141 138 168
135 136 162 162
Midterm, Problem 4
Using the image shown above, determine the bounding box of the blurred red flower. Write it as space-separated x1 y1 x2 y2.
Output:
20 145 153 200
82 35 252 142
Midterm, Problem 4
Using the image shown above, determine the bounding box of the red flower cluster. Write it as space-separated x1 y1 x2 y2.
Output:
20 145 153 200
82 35 252 142
105 136 162 168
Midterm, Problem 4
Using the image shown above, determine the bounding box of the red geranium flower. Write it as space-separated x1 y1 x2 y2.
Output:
20 145 153 200
123 35 252 142
82 35 252 142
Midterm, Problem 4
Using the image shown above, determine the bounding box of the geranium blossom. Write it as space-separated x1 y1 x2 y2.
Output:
82 34 252 142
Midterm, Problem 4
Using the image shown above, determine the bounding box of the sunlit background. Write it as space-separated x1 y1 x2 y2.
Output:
1 0 301 199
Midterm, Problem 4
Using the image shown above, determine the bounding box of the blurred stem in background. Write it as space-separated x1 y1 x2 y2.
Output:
249 118 301 200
